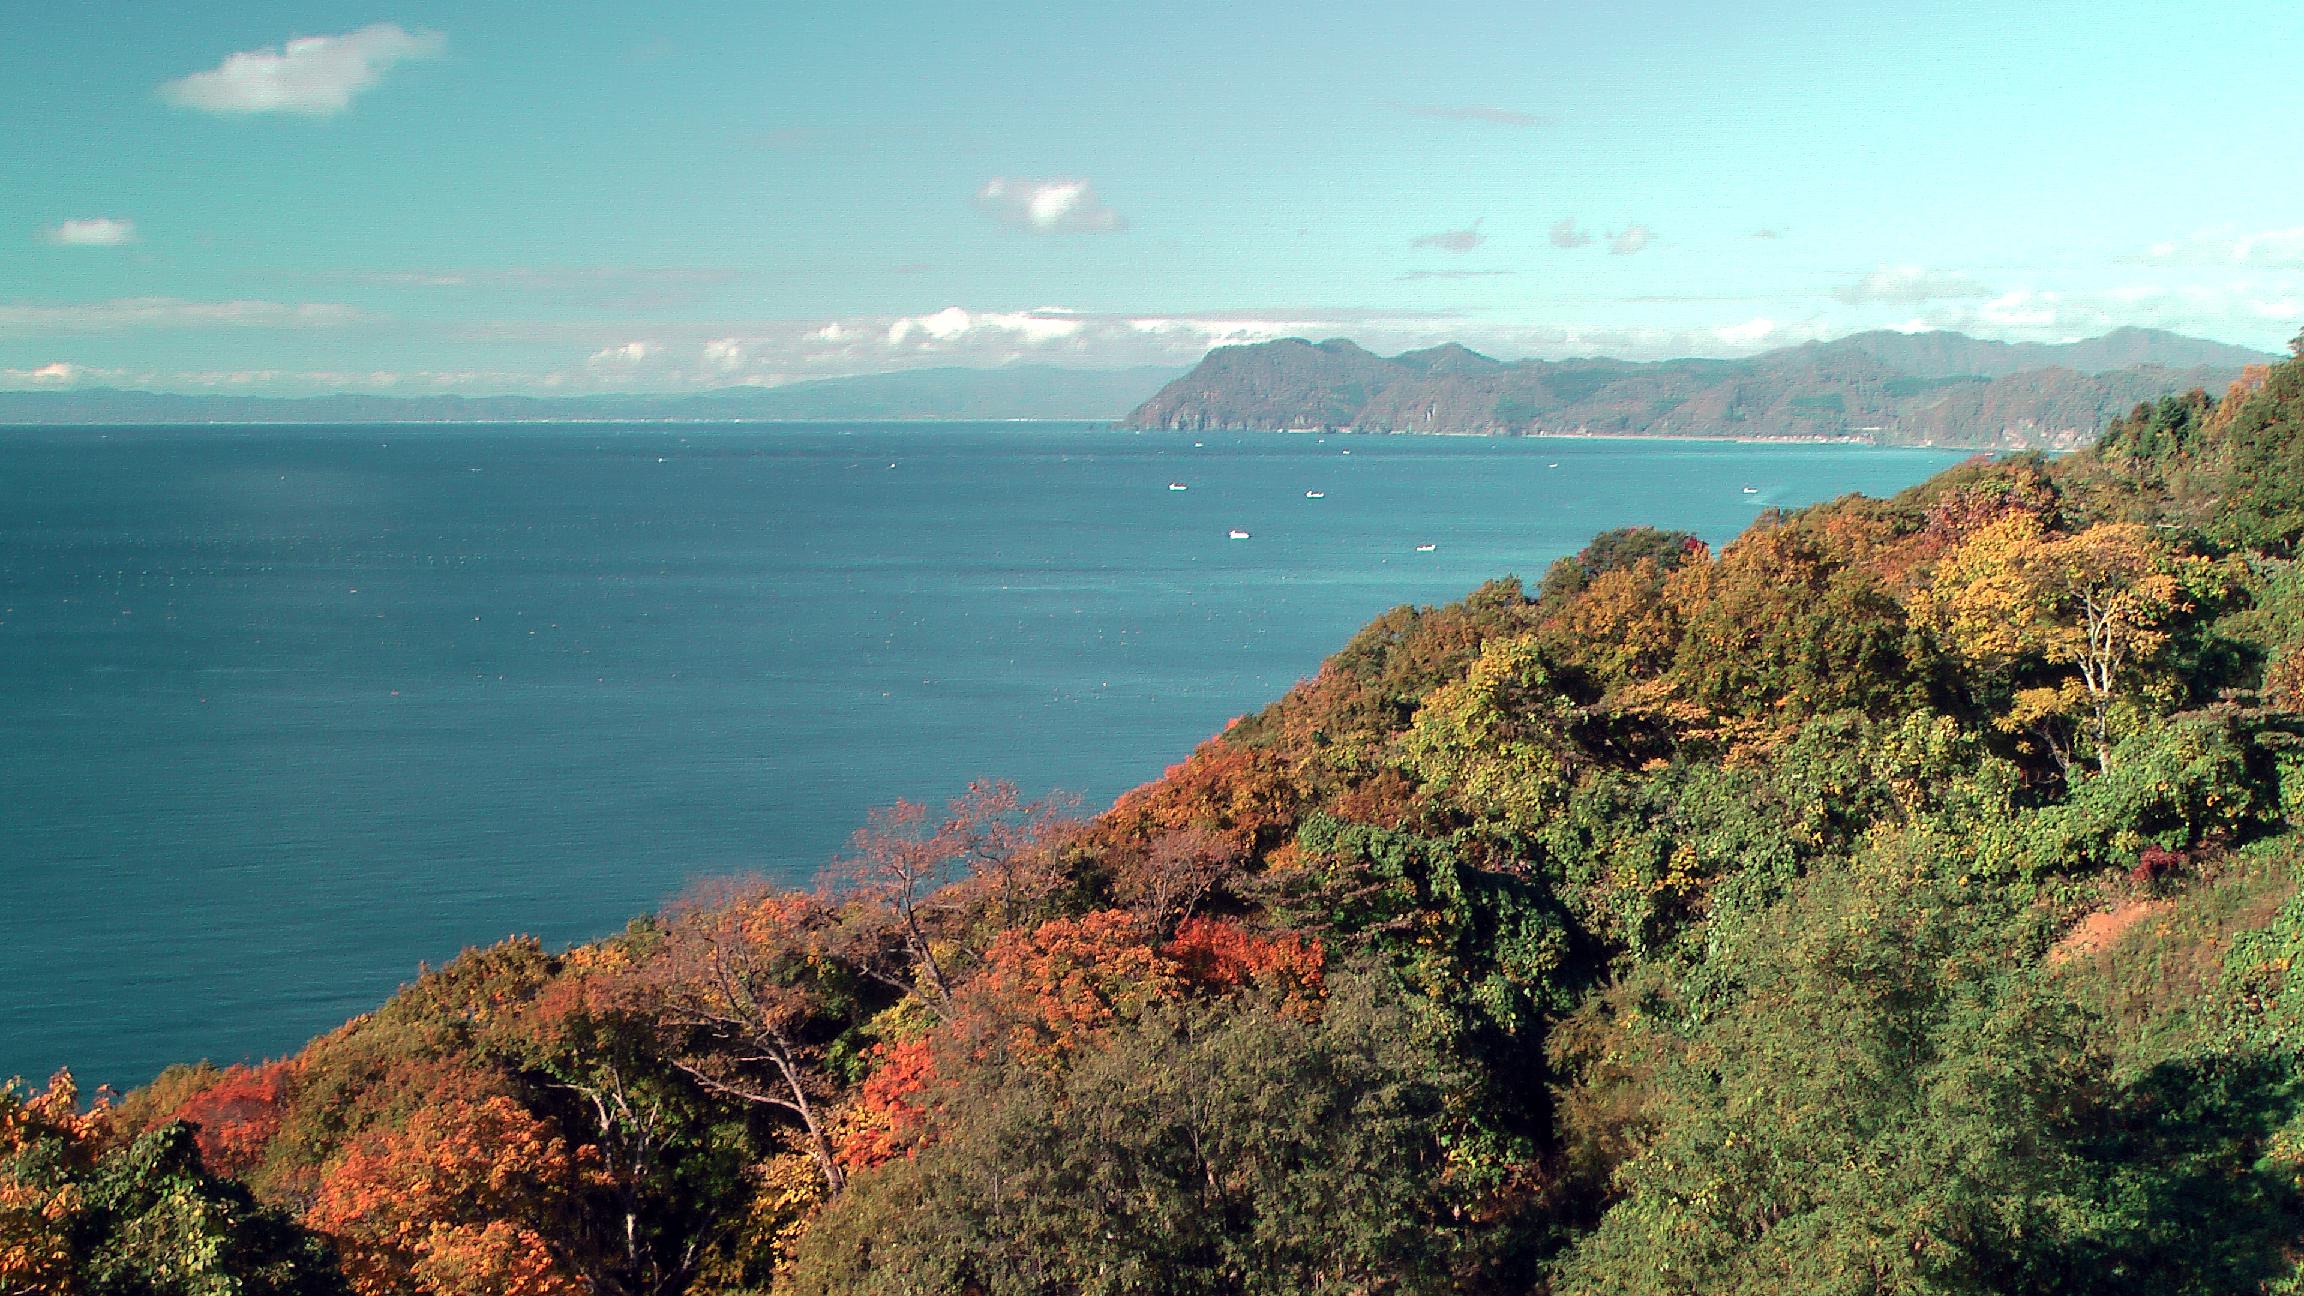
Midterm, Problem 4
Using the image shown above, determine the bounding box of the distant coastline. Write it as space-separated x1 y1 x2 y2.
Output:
1119 327 2273 450
0 417 1932 447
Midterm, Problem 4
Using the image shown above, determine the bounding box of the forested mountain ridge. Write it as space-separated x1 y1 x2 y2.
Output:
1120 327 2275 448
13 342 2304 1293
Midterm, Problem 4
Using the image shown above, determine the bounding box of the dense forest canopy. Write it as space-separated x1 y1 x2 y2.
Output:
12 338 2304 1294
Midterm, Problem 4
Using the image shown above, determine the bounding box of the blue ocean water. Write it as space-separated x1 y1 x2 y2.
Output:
0 423 1964 1088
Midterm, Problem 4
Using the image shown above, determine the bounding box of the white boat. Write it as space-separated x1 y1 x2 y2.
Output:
1415 543 1437 552
1305 491 1324 499
1742 485 1759 494
1228 529 1252 540
1168 482 1188 491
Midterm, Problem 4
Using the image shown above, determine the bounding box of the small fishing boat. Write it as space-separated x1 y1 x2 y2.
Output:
1742 485 1759 494
1169 482 1188 491
1415 543 1437 553
1228 529 1252 540
1305 491 1324 499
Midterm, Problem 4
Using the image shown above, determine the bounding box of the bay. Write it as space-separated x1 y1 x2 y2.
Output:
0 422 1965 1087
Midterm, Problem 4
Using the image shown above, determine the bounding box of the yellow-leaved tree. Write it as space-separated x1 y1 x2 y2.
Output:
1400 633 1583 829
1914 512 2208 771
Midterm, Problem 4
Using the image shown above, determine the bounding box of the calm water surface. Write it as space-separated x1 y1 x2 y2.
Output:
0 422 1964 1086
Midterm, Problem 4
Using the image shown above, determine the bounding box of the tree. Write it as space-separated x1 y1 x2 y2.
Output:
820 781 1077 1018
1916 513 2204 770
949 910 1177 1069
1540 556 1684 690
786 974 1467 1296
165 1060 294 1184
1091 739 1303 864
641 884 851 1195
309 1093 594 1296
1539 527 1705 605
1399 632 1583 830
1549 864 2124 1296
3 1072 344 1296
1105 825 1241 936
498 943 756 1296
1666 520 1917 724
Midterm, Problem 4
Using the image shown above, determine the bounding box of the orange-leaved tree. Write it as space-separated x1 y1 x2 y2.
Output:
167 1060 295 1183
1 1071 100 1294
1165 916 1326 1010
951 910 1179 1069
308 1091 597 1296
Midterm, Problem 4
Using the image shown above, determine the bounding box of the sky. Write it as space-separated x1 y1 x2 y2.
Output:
5 0 2303 395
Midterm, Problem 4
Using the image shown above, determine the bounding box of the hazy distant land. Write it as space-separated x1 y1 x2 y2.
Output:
0 364 1185 426
2 328 2275 450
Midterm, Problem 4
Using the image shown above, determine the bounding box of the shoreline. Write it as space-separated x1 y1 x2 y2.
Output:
0 418 1981 450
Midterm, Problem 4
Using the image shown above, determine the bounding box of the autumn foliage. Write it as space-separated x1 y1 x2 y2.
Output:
309 1093 596 1296
169 1060 295 1182
52 340 2304 1293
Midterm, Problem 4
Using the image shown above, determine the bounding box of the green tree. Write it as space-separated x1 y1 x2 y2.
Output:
785 974 1466 1296
3 1073 344 1296
1550 863 2123 1296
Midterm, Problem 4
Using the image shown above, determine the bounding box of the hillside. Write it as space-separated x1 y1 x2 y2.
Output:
14 340 2304 1293
0 364 1182 426
1121 327 2273 448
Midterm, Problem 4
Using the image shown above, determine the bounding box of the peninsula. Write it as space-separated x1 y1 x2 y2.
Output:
1120 327 2274 448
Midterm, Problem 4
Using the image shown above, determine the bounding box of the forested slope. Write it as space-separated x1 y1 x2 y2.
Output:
13 340 2304 1294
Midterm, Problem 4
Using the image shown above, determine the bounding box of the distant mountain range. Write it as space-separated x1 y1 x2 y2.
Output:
1118 328 2279 448
6 329 2278 446
0 364 1183 426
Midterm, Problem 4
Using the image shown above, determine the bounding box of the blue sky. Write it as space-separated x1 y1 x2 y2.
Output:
6 1 2303 394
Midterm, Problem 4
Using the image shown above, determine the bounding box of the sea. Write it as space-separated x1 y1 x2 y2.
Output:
0 422 1966 1088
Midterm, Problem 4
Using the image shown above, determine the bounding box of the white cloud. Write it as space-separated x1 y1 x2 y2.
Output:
1400 269 1513 281
160 23 444 117
1 362 93 385
1412 220 1486 253
1976 289 2064 330
344 266 734 291
1832 265 1992 305
1548 218 1593 249
1715 316 1783 346
538 306 1909 392
585 341 658 373
975 178 1126 234
1878 278 2304 349
886 306 1085 348
0 298 366 334
1609 224 1655 256
1402 104 1547 127
702 338 748 372
2145 226 2304 269
44 218 136 247
511 308 1392 390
